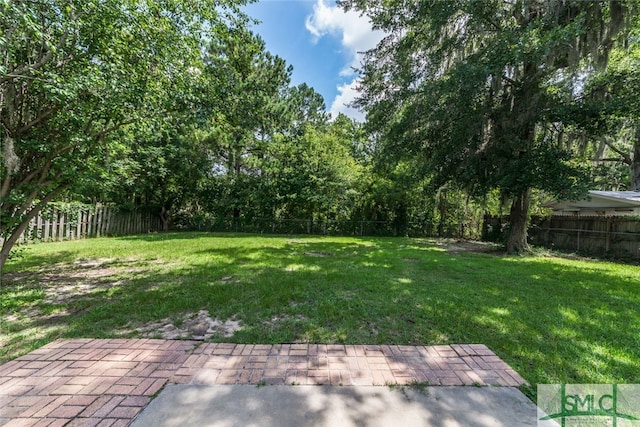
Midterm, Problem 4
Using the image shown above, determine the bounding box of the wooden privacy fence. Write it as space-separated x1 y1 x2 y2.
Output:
529 216 640 259
524 216 640 260
15 204 163 244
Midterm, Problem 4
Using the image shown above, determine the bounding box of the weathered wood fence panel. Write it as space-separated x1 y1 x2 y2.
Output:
15 205 162 244
485 215 640 260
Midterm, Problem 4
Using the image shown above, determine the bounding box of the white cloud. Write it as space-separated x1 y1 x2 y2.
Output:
306 0 384 121
330 79 365 122
305 0 384 73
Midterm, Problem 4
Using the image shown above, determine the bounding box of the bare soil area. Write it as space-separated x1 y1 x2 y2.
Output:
132 310 242 341
1 258 242 342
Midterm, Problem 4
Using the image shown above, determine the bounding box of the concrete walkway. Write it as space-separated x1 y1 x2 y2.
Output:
132 384 539 427
0 339 530 426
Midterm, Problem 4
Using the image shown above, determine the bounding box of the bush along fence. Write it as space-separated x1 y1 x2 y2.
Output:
10 205 483 246
12 204 163 244
484 215 640 260
177 216 484 239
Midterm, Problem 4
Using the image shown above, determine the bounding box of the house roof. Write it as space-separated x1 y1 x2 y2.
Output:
545 190 640 211
588 191 640 203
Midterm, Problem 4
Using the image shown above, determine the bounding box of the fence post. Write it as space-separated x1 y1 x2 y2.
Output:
104 205 109 236
51 211 58 241
58 211 65 241
66 212 72 240
87 210 93 237
92 208 99 237
105 210 110 235
544 218 551 248
605 217 611 253
96 206 102 237
82 209 88 237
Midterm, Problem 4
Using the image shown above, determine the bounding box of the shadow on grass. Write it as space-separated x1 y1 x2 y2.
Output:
1 250 79 274
112 231 320 243
1 233 638 398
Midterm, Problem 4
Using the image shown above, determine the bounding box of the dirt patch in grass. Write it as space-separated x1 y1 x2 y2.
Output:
132 310 242 340
0 257 176 337
2 258 151 306
0 257 237 361
432 239 501 254
263 314 307 327
304 251 334 257
3 258 245 341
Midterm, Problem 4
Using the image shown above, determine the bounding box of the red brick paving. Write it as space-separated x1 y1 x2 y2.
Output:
0 339 527 426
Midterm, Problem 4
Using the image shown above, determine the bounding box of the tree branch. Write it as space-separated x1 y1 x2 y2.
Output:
0 173 11 200
92 119 137 141
603 139 632 165
1 31 71 84
15 106 59 136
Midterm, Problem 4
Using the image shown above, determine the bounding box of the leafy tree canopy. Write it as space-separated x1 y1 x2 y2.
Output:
0 0 249 269
340 0 637 252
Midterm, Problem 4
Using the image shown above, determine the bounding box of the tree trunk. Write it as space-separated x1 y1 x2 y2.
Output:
159 206 170 232
0 190 61 271
394 202 408 237
437 190 447 237
506 188 531 254
0 231 23 273
631 125 640 191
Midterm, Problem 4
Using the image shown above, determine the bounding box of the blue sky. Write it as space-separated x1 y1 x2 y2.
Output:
243 0 385 121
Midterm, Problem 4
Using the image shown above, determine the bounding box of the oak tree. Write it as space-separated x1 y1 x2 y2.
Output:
341 0 636 252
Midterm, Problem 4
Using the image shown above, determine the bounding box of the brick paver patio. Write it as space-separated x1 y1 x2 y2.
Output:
0 339 527 426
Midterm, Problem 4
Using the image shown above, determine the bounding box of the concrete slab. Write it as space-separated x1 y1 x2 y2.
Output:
130 385 539 427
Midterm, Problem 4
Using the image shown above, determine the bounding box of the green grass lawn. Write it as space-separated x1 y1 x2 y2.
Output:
1 232 639 398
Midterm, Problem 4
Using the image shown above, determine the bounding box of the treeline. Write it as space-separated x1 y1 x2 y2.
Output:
0 0 481 270
76 109 493 239
2 1 640 270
